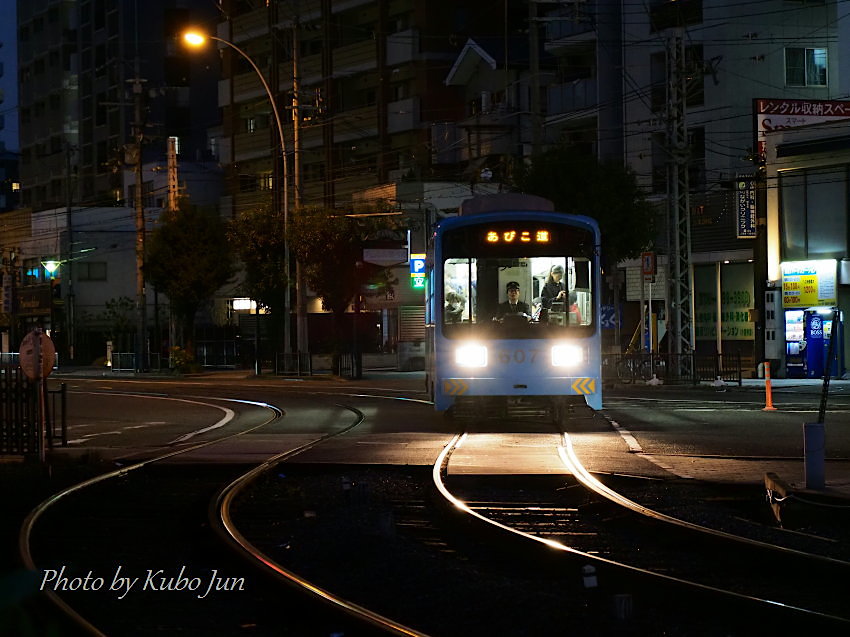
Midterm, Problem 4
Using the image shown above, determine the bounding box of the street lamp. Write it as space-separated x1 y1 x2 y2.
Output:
183 30 292 362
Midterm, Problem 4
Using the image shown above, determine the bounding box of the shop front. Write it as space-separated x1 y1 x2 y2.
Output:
781 260 843 379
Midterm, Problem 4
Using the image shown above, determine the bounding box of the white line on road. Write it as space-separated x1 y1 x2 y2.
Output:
604 415 694 479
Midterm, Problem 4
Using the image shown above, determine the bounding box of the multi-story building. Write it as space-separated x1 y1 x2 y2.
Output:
214 0 525 362
615 0 849 375
11 0 222 362
17 0 219 211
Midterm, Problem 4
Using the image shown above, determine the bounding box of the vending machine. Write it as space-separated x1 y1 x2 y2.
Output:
785 310 844 378
802 311 843 379
784 310 805 377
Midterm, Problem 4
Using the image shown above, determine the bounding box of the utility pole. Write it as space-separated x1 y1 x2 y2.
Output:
529 0 542 154
64 141 75 362
131 64 148 373
167 136 178 213
665 28 694 369
292 20 309 357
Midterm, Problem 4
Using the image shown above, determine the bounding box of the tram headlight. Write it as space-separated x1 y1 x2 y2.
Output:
455 344 488 368
552 344 583 367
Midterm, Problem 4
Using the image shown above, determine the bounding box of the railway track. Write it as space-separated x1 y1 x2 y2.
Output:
18 391 421 636
18 387 850 636
232 423 850 636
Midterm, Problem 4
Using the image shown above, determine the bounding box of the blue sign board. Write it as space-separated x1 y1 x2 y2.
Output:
600 304 619 329
736 178 756 239
410 254 426 276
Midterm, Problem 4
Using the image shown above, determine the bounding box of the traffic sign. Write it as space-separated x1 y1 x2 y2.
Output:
641 252 656 276
19 329 55 381
410 253 426 276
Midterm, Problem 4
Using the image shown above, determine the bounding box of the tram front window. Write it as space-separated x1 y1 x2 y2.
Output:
442 256 593 337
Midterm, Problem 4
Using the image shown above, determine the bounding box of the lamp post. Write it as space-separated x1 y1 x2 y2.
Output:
183 30 292 361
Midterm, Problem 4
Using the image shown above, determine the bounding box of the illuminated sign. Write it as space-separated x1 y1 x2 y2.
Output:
781 260 837 308
485 229 550 244
410 254 426 289
410 253 426 276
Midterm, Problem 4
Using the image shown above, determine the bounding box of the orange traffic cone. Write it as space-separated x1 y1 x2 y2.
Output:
763 361 776 411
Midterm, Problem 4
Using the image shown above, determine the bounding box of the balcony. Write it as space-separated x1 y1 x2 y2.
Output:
230 9 269 42
233 130 275 162
297 53 323 85
386 29 418 66
232 71 266 103
334 105 378 143
545 17 596 52
547 78 598 115
388 97 419 134
333 39 376 76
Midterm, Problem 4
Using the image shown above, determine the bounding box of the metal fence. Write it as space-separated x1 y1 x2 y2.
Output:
272 352 364 379
0 351 60 370
0 366 67 456
602 352 742 386
274 352 313 376
196 340 238 368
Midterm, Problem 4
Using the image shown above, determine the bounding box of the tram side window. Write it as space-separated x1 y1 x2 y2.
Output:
444 258 477 324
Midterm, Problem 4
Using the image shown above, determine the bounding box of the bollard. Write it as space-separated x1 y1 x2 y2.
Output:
582 564 598 589
763 361 776 411
804 422 825 490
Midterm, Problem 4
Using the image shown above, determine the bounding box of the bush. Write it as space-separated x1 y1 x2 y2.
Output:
170 346 195 372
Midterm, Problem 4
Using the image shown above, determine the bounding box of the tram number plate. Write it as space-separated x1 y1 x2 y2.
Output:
497 349 541 364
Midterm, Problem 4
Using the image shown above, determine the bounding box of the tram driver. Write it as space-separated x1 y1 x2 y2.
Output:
495 281 531 320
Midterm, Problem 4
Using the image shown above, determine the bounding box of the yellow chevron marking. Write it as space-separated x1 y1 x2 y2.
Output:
571 378 596 395
443 379 469 396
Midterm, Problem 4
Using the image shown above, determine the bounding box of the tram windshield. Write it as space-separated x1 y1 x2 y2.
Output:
442 255 594 337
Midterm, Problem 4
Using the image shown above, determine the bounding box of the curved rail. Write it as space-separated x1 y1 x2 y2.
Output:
557 430 850 567
214 401 429 637
18 393 283 636
433 429 850 624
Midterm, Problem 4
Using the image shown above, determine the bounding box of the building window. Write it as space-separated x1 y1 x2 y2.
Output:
779 165 848 260
23 258 42 285
77 262 107 281
785 48 827 87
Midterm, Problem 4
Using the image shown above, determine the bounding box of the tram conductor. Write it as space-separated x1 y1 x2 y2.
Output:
540 264 566 309
495 281 530 319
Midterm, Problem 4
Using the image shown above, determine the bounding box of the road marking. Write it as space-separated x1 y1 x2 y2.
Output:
603 414 694 479
71 391 236 445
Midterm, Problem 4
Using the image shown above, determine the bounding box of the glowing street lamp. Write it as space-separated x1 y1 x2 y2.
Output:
183 29 292 359
42 260 61 277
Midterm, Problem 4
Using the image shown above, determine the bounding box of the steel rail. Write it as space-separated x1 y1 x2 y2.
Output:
557 430 850 567
214 400 429 637
433 430 850 625
18 394 283 636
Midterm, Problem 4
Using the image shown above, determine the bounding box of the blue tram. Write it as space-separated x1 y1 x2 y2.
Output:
425 193 602 419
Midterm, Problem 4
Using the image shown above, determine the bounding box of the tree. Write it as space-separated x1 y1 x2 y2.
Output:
288 205 400 355
516 148 656 272
227 203 289 318
100 296 135 351
145 199 235 355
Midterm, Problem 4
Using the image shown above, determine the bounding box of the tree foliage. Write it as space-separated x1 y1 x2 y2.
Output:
288 205 400 351
227 203 289 316
145 199 235 353
516 148 656 270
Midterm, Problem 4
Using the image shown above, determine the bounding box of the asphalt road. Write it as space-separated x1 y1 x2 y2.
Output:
49 373 850 469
